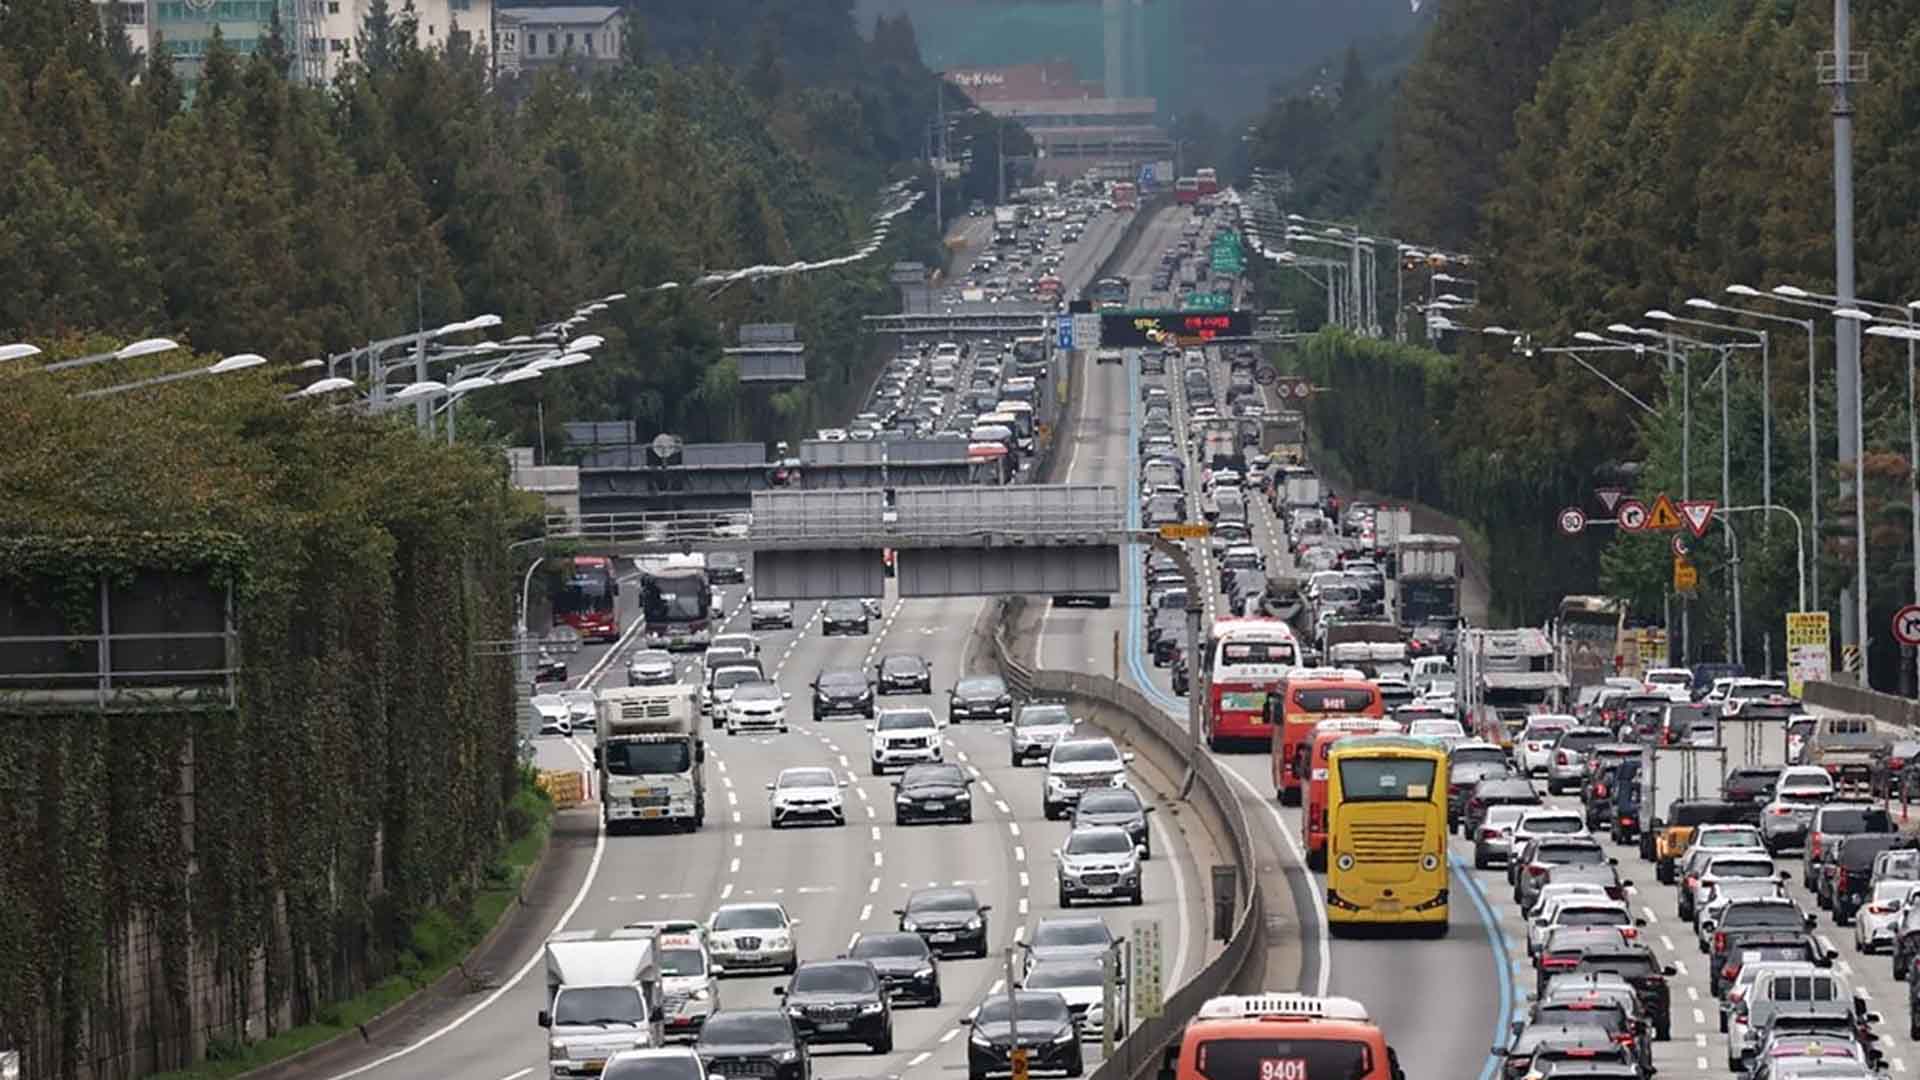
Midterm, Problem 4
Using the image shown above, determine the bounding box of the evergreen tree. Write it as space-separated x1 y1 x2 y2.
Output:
198 26 242 105
1338 44 1368 110
140 33 183 125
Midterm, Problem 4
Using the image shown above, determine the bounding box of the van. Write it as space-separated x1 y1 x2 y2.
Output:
1729 963 1869 1069
1001 376 1038 405
993 400 1035 445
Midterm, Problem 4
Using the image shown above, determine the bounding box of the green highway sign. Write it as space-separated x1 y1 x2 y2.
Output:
1182 292 1231 313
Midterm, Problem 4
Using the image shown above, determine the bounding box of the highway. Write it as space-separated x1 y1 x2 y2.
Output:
320 202 1219 1080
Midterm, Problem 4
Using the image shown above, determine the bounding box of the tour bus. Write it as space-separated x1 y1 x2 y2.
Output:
1194 168 1219 196
1264 673 1382 805
1000 376 1039 406
966 441 1009 483
640 563 714 650
1155 994 1407 1080
553 555 621 642
1110 181 1139 211
1035 275 1063 302
1174 177 1201 205
1200 618 1300 751
1300 719 1405 870
1325 735 1451 933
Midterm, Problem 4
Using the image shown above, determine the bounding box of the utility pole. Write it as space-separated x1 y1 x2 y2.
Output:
1825 0 1869 685
997 120 1007 206
933 78 945 234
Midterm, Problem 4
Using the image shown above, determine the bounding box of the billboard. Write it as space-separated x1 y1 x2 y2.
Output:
1099 311 1252 348
1785 612 1831 697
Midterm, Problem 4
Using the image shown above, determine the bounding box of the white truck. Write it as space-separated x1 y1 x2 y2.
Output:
1720 712 1793 773
1636 744 1728 844
1370 506 1413 554
595 685 705 833
1279 468 1321 511
539 930 665 1078
1327 640 1410 680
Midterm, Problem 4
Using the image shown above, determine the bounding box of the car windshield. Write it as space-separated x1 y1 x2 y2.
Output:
1024 960 1103 989
1708 859 1775 879
1078 791 1142 814
977 993 1070 1024
1523 816 1586 835
603 1054 704 1080
700 1012 792 1044
658 947 705 976
852 934 927 959
819 670 865 690
1034 921 1110 947
779 769 837 789
712 667 761 690
552 985 644 1025
604 741 692 776
908 891 979 913
632 651 673 669
1053 741 1119 764
826 601 863 617
733 683 780 703
1557 908 1629 928
956 677 1006 697
712 906 784 931
1820 807 1894 832
1188 1037 1373 1080
1700 829 1763 847
904 766 966 787
881 656 923 674
1577 955 1658 979
1065 830 1134 855
789 964 876 993
1453 747 1507 768
878 711 936 732
1723 904 1803 928
1537 844 1605 865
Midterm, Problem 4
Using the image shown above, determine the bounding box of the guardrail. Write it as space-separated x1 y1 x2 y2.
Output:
1804 680 1920 728
988 599 1264 1080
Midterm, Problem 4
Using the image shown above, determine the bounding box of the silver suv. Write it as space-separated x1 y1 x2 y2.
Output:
1011 703 1079 767
1042 737 1133 820
1544 726 1615 795
1055 825 1144 906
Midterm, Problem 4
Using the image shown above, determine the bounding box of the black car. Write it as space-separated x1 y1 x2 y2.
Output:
846 931 940 1006
950 674 1014 723
1721 766 1783 805
963 990 1082 1080
897 886 991 958
1493 1024 1620 1080
1710 899 1816 995
1449 760 1516 831
1464 777 1544 839
1071 788 1154 857
706 551 747 584
535 651 568 682
1569 945 1675 1041
895 763 975 825
774 960 892 1053
877 653 933 695
822 600 869 636
695 1009 811 1080
811 668 874 720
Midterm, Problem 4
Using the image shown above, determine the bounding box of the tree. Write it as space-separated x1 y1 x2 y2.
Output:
140 33 182 126
1338 44 1368 109
198 26 242 106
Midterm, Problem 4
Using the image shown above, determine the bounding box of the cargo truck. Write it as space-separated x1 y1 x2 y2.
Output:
1368 507 1413 555
1719 711 1793 773
595 685 705 833
1277 467 1321 511
1261 411 1307 466
540 930 665 1078
1393 534 1462 627
1635 744 1727 863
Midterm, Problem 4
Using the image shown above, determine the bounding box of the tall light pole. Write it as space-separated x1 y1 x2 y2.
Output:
1648 309 1772 528
1823 0 1868 684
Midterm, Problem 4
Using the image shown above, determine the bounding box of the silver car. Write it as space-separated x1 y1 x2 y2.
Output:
1010 702 1079 766
1471 804 1531 869
1056 825 1144 906
1544 726 1614 795
1758 791 1827 853
1854 880 1920 953
706 902 798 975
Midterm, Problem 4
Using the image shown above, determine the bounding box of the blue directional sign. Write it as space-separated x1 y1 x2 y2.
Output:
1057 314 1075 349
1138 163 1156 189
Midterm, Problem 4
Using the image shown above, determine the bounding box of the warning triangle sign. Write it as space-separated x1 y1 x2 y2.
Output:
1645 493 1685 531
1679 500 1715 538
1595 488 1624 513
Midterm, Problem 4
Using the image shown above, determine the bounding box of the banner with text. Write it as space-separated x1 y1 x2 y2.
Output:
1785 612 1832 698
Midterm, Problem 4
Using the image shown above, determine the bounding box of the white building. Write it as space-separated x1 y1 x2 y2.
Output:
94 0 152 62
495 5 625 77
277 0 494 84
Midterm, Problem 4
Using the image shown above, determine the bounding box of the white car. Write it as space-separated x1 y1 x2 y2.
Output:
1515 715 1577 774
710 633 758 658
1043 737 1134 820
560 689 598 728
1854 880 1920 953
818 428 849 442
1020 958 1124 1040
626 649 677 686
602 1048 710 1080
1011 703 1080 766
1407 718 1466 744
703 662 765 720
706 902 798 975
748 599 794 630
532 693 574 736
1505 809 1594 886
1527 897 1641 957
767 766 847 828
868 707 943 774
1643 667 1694 701
724 681 790 735
1524 882 1612 921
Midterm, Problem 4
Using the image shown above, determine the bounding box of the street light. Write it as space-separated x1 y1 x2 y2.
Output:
0 343 42 363
1648 308 1773 523
40 337 181 373
75 351 270 398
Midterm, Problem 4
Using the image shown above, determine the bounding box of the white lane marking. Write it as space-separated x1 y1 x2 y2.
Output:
1019 871 1030 888
721 776 733 789
869 877 881 894
865 805 876 819
941 1028 963 1044
1014 925 1026 944
990 979 1006 994
734 833 743 848
721 883 734 900
1692 1008 1705 1025
727 790 738 807
860 903 873 921
1686 986 1699 1002
1014 846 1026 862
957 750 969 763
871 825 882 841
995 800 1012 814
731 811 741 824
1695 1057 1709 1072
1152 813 1195 987
873 850 884 867
1216 732 1334 996
1641 906 1657 925
908 1052 931 1068
856 787 870 802
1019 896 1030 915
717 760 728 773
494 1070 534 1080
1008 822 1021 837
980 779 996 794
1671 959 1688 976
729 858 741 874
838 755 850 768
1659 934 1674 952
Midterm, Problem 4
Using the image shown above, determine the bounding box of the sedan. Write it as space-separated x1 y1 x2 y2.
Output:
877 653 934 695
894 763 975 824
846 932 941 1006
627 649 677 687
949 674 1014 723
708 902 799 975
774 960 892 1053
897 886 991 958
811 667 874 721
822 600 869 636
532 693 574 736
1020 958 1122 1041
725 682 790 735
768 767 847 828
963 991 1081 1080
695 1011 809 1080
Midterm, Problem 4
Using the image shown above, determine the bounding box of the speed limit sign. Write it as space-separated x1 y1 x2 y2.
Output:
1556 507 1587 536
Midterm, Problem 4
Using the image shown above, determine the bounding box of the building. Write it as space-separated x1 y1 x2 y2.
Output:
494 5 625 76
945 59 1169 180
94 0 153 63
155 0 490 85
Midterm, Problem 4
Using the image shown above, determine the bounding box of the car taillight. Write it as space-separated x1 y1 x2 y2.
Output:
1768 806 1794 816
1894 758 1908 769
1528 864 1550 877
1619 816 1634 825
1729 989 1744 1005
1614 1034 1635 1047
1557 751 1570 765
1871 904 1894 915
1542 957 1576 969
1482 827 1503 839
1810 835 1823 857
1686 876 1699 889
1825 762 1841 774
1714 932 1726 953
1722 962 1738 980
1622 927 1638 939
1837 868 1850 890
1595 783 1609 797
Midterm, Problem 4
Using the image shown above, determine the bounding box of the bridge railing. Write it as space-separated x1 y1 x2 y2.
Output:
988 599 1266 1080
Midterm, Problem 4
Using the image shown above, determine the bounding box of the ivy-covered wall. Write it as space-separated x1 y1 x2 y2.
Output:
0 364 532 1078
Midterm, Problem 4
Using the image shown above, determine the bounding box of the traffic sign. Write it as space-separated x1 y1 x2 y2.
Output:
1182 292 1231 313
1272 375 1311 400
1595 487 1625 513
1679 499 1715 538
1159 523 1211 540
1010 1048 1030 1080
1673 556 1698 593
1844 644 1863 673
1556 507 1588 536
1671 535 1689 558
1645 493 1685 532
1056 314 1075 349
1072 313 1103 351
1253 364 1278 386
1616 500 1648 532
1895 604 1920 647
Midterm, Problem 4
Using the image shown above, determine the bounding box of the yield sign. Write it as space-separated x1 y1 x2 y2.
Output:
1679 499 1715 538
1644 493 1685 531
1594 487 1625 513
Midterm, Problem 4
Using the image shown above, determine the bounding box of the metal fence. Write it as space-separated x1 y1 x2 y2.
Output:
988 599 1266 1080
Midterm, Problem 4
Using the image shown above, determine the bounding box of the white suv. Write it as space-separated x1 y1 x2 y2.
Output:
867 707 943 775
1043 737 1133 820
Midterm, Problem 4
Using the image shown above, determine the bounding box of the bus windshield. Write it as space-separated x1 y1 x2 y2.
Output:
1193 1037 1372 1080
1335 758 1437 803
556 560 615 618
642 571 710 623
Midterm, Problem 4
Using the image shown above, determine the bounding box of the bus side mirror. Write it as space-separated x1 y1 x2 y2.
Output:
592 747 602 767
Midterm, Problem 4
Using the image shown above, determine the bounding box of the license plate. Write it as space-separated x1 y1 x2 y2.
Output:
1087 886 1114 896
923 801 944 811
639 808 663 818
817 1022 850 1032
672 636 686 646
582 1062 607 1073
734 952 763 962
1373 900 1403 913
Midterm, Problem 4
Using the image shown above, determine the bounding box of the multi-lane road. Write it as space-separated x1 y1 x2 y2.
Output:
312 203 1226 1080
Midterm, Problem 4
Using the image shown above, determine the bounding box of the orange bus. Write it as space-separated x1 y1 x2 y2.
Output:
1156 994 1407 1080
1265 677 1384 805
1299 719 1405 870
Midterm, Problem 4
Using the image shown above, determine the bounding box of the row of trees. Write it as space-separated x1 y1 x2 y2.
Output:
1256 0 1920 684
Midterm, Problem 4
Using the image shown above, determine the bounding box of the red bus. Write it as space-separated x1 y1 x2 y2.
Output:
1174 178 1200 205
554 555 621 642
1300 719 1405 869
1194 168 1219 196
1265 676 1385 805
1202 618 1300 751
1110 181 1139 210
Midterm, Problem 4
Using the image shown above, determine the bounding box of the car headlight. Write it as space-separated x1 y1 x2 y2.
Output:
861 1002 885 1014
1052 1028 1076 1044
767 934 790 949
549 1040 567 1059
773 1049 800 1063
786 1006 805 1017
902 919 918 932
965 917 982 930
897 795 913 804
970 1027 992 1046
1047 776 1068 791
915 965 935 977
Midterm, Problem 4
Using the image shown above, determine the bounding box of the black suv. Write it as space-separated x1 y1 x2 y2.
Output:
1072 787 1154 857
950 675 1014 723
897 886 991 957
1449 759 1517 832
876 653 933 695
1569 945 1675 1041
894 763 975 825
1463 777 1543 839
810 667 874 720
846 931 940 1006
1579 746 1640 830
774 960 893 1053
696 1008 811 1080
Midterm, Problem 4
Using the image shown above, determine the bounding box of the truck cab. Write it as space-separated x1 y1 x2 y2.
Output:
541 930 666 1078
596 685 705 833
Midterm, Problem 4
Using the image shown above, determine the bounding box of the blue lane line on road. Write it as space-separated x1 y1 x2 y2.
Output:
1450 854 1515 1080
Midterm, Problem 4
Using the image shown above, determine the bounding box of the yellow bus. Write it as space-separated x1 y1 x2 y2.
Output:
1324 736 1450 935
